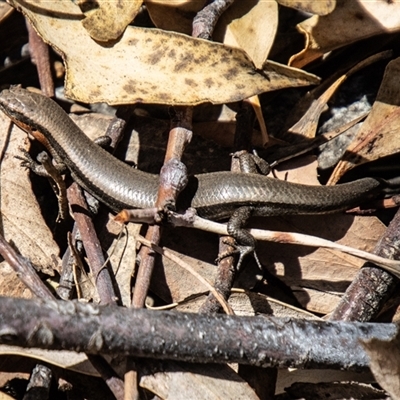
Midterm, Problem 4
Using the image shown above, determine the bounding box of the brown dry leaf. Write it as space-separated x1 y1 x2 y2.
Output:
215 0 278 69
276 369 376 396
288 51 391 139
229 291 305 318
362 328 400 400
0 111 60 281
277 0 336 16
145 0 207 34
292 287 342 315
260 213 385 315
291 0 400 68
140 362 260 400
151 250 216 304
150 242 320 317
105 220 139 307
0 392 15 400
10 0 319 106
272 155 320 184
0 346 99 377
79 0 143 41
214 1 278 144
176 290 320 319
193 103 284 148
193 104 239 147
0 2 13 20
284 381 388 399
329 57 400 184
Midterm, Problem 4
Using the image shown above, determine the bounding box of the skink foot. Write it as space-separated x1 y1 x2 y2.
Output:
216 242 262 270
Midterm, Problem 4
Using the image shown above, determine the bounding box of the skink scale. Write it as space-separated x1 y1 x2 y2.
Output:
0 87 388 220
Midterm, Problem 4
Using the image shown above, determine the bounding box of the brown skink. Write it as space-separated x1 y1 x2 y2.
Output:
0 87 390 221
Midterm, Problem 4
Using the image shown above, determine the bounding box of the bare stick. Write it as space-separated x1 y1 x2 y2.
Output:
0 296 398 370
26 20 54 97
68 183 119 306
192 0 235 39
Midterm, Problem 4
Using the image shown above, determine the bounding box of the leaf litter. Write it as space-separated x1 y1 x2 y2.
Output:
1 1 400 398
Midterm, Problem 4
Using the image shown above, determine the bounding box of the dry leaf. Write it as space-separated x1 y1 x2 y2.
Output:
226 290 319 319
140 362 260 400
0 2 13 20
362 328 400 400
79 0 143 41
10 0 319 106
151 249 216 303
272 155 320 184
105 220 139 307
193 104 239 147
276 369 375 396
0 345 99 377
329 57 400 183
0 111 60 279
292 286 342 314
277 0 336 16
284 381 388 399
214 1 277 144
146 0 207 34
174 288 321 318
291 0 400 68
215 0 278 69
259 213 385 314
288 51 391 139
0 392 17 400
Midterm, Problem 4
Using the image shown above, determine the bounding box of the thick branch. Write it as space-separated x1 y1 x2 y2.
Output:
330 207 400 321
0 296 397 370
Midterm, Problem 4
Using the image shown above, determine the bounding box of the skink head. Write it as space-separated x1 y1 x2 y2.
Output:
0 87 41 126
0 87 53 149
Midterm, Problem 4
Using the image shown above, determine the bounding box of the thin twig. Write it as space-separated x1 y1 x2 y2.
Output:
67 183 119 305
0 234 54 299
170 213 400 275
132 107 193 308
128 105 193 399
26 20 54 97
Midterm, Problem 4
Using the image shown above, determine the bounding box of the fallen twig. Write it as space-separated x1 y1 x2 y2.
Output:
0 296 397 370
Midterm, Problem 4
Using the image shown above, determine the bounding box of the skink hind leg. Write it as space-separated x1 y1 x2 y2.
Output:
216 206 263 270
215 150 269 270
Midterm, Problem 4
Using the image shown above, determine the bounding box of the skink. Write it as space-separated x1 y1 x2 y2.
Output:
0 87 389 220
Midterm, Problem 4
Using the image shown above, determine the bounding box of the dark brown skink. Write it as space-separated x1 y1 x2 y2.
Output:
0 87 389 220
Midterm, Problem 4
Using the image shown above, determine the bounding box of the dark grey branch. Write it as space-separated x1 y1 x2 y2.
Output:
0 296 397 370
330 207 400 321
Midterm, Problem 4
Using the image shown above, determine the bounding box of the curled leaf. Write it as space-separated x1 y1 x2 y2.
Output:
291 0 400 68
79 0 143 41
329 57 400 183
